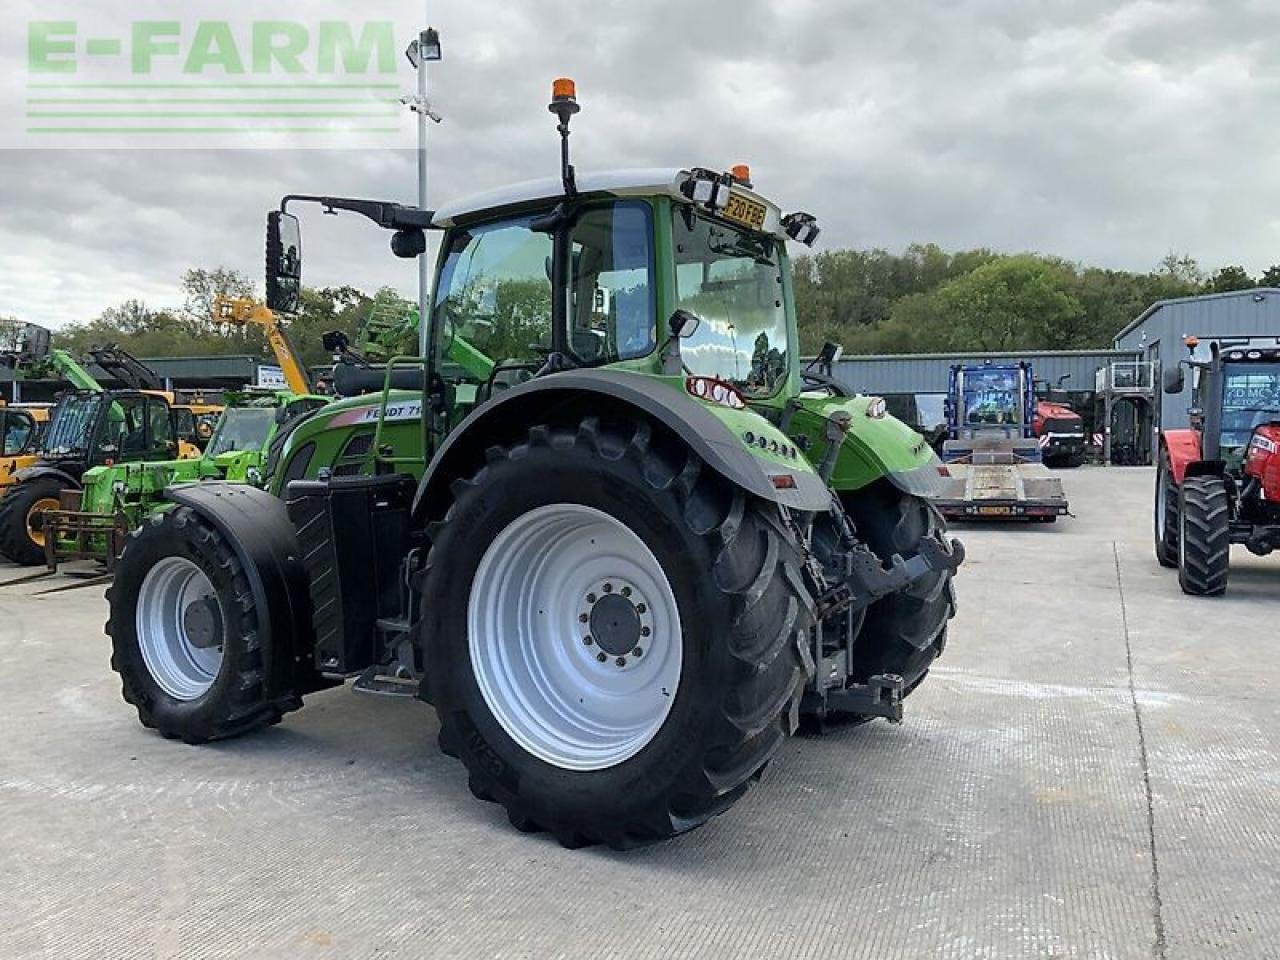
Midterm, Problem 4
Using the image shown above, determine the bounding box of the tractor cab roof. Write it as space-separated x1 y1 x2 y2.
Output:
431 166 795 242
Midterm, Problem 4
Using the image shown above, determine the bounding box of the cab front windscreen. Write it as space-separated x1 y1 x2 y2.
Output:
1220 362 1280 450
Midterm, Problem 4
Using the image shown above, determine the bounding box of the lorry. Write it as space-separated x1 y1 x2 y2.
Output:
935 361 1070 521
106 79 963 849
1155 336 1280 595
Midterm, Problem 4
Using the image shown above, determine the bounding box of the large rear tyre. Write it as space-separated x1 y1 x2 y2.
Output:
1177 476 1230 596
107 506 302 743
1154 447 1178 568
0 476 67 566
423 417 813 849
840 481 956 698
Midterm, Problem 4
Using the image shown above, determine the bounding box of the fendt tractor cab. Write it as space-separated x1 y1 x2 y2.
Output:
1155 336 1280 595
107 80 963 849
1033 375 1086 468
935 361 1070 520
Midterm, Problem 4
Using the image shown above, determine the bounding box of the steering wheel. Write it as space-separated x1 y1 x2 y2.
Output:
802 370 849 397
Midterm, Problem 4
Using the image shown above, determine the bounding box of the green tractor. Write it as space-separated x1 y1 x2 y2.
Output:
107 81 962 848
38 390 328 571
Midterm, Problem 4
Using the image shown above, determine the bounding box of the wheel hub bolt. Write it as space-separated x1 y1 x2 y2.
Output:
603 582 613 593
615 657 627 668
636 603 647 614
583 636 593 646
633 647 643 657
578 613 589 623
596 652 607 663
640 626 650 638
621 586 632 598
587 593 597 604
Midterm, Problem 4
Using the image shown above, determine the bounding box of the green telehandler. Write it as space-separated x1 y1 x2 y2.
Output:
107 80 963 849
0 346 202 565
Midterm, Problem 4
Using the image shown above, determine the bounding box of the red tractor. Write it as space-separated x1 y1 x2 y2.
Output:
1155 336 1280 595
1032 394 1085 468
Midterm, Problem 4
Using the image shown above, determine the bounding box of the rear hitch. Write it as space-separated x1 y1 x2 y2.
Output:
817 534 965 624
825 674 904 723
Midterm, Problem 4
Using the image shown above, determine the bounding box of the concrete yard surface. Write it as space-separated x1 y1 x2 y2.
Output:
1 466 1276 959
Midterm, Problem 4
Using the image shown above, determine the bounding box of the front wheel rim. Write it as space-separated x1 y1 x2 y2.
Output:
467 503 683 772
136 556 225 701
26 496 60 547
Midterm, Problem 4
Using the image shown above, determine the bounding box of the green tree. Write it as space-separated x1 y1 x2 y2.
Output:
1206 264 1255 293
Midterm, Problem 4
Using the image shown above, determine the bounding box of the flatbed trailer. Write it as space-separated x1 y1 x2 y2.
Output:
935 438 1069 519
937 363 1070 521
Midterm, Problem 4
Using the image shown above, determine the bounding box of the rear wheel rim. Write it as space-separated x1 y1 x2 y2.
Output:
136 556 224 701
467 503 682 772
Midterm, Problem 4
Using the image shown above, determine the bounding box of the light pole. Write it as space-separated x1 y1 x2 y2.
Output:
402 27 442 358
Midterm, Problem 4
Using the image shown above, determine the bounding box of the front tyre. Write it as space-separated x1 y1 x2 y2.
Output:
108 507 302 743
1154 447 1179 568
1177 476 1230 596
0 476 67 566
423 417 813 849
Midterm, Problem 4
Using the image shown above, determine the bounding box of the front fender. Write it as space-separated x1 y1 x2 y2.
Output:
164 482 328 695
1161 429 1203 484
788 394 946 498
413 369 831 523
14 465 81 490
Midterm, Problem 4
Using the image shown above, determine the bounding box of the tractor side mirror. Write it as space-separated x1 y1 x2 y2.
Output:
391 228 426 259
668 309 701 339
1162 365 1185 394
266 211 302 314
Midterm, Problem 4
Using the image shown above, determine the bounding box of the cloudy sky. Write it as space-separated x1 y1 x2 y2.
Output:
3 0 1279 328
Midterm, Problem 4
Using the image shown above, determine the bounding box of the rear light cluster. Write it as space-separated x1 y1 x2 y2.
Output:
685 375 746 410
1245 425 1280 502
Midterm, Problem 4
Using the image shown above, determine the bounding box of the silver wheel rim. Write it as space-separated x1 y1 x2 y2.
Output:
467 503 683 772
136 556 224 701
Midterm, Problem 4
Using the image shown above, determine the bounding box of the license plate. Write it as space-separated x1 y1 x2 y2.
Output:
978 506 1012 516
721 192 767 230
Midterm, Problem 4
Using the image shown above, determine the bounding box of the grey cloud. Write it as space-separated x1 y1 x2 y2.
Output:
3 0 1279 329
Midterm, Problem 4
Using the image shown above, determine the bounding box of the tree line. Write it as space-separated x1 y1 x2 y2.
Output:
8 249 1277 368
793 247 1280 355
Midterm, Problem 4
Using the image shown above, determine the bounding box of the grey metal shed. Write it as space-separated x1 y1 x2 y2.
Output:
1114 287 1280 432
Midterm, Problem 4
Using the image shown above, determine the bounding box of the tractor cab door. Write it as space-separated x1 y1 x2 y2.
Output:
92 394 178 465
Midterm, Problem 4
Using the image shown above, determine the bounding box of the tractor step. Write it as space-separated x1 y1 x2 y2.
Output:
352 666 418 698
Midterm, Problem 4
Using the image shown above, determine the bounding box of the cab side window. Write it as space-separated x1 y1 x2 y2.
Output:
433 216 554 372
148 398 176 456
1 413 33 456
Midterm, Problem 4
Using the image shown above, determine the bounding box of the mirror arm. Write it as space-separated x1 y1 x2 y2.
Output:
280 195 436 232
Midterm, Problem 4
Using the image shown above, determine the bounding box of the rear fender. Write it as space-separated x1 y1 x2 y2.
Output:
413 369 831 524
164 482 331 695
1161 429 1203 484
